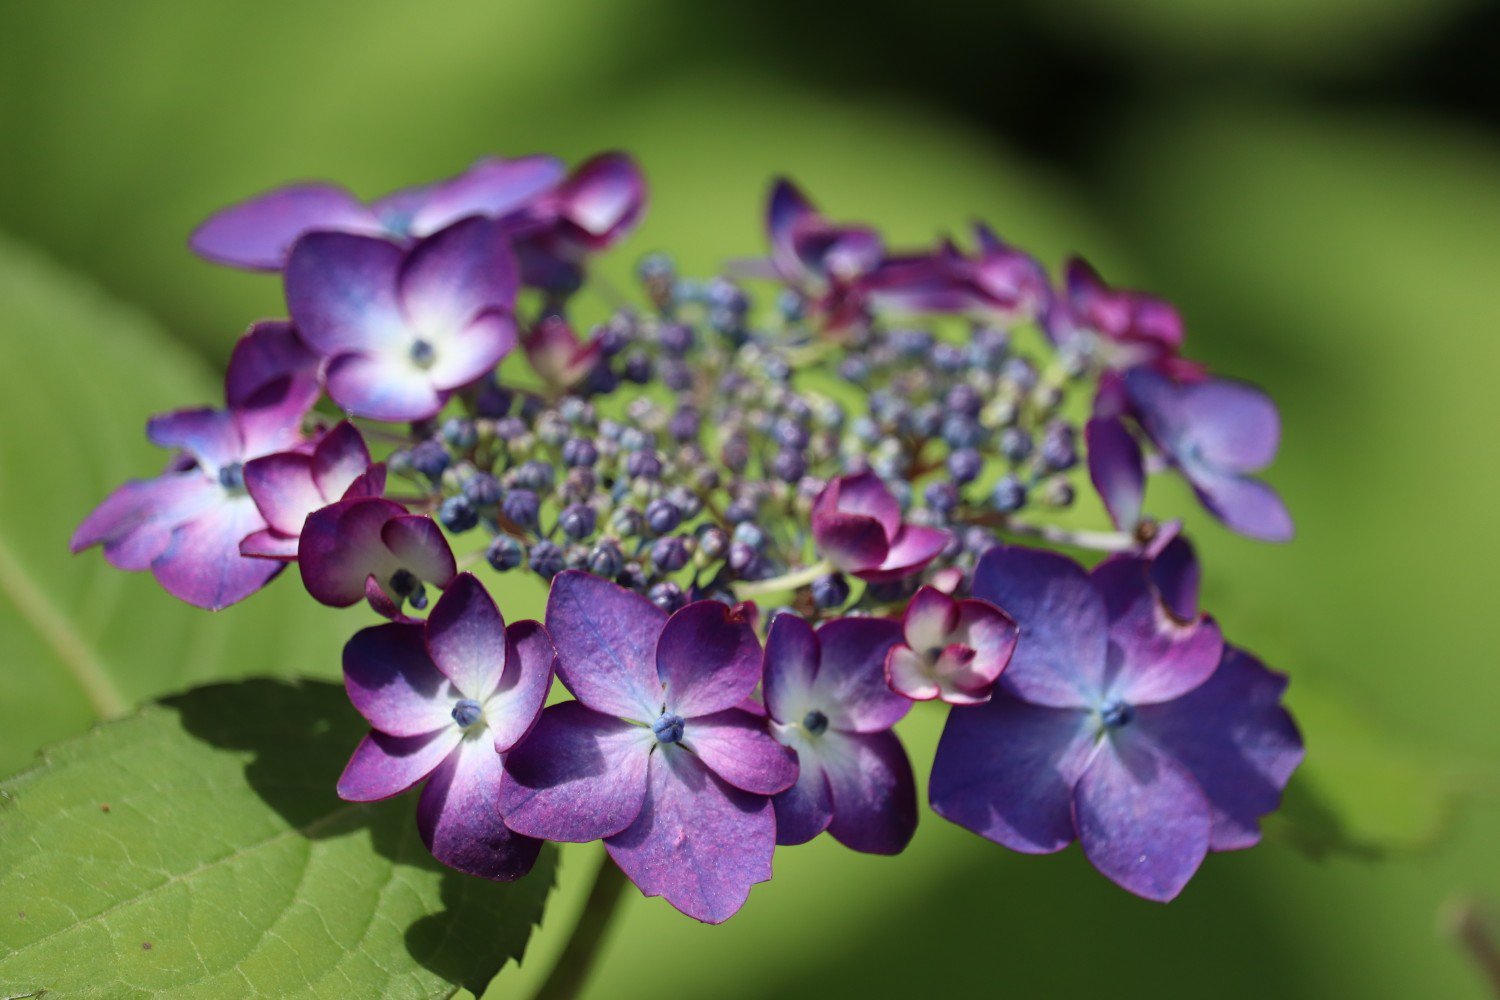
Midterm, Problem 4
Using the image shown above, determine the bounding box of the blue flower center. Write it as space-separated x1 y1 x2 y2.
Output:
410 339 436 368
217 462 245 492
802 709 829 736
451 698 484 729
1100 699 1134 729
388 569 428 610
652 712 686 744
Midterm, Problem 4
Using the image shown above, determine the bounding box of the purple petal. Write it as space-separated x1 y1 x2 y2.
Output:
299 497 409 607
1086 417 1145 532
342 621 454 736
861 524 949 582
830 470 901 537
337 728 461 802
772 756 834 846
683 709 797 795
397 216 518 340
190 183 383 270
147 408 241 470
1137 647 1304 851
1073 732 1211 902
225 321 321 412
71 472 218 570
310 421 373 499
408 154 567 237
767 178 816 280
972 546 1106 709
381 514 457 588
239 528 298 561
793 221 883 281
762 612 820 723
657 599 762 718
886 646 940 702
901 586 960 653
553 152 647 247
810 481 890 574
488 619 556 753
324 350 446 422
1092 559 1223 705
243 451 321 536
150 495 282 610
545 571 666 720
1178 378 1281 472
285 231 409 356
231 378 318 459
426 310 517 391
812 616 908 733
500 702 653 842
418 736 542 881
604 746 775 924
1149 533 1201 621
822 729 917 855
425 572 508 700
1187 468 1295 543
929 695 1095 854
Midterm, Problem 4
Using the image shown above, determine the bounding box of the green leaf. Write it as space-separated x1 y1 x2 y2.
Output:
0 232 354 775
0 678 555 999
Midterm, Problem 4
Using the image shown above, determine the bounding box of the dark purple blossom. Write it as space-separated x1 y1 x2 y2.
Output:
810 471 949 582
521 315 603 389
337 573 554 880
189 154 567 271
500 572 797 923
1044 257 1188 373
285 216 518 421
762 613 918 853
929 545 1301 901
298 496 457 617
239 421 384 560
886 586 1018 705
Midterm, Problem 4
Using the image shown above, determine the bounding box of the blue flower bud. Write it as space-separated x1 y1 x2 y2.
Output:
727 540 757 573
561 467 596 503
648 581 686 613
942 415 984 449
625 449 663 479
645 498 682 534
462 472 501 509
964 526 997 556
438 495 479 533
968 327 1010 372
947 447 983 485
1041 423 1078 472
529 540 565 579
610 505 645 537
933 343 967 374
587 540 625 579
623 352 653 384
410 440 451 482
501 488 541 528
811 573 850 609
771 448 807 483
696 525 729 560
1003 356 1038 391
668 407 700 442
733 521 767 550
559 503 597 540
777 288 807 322
910 402 943 439
562 437 599 468
1000 427 1033 463
493 416 527 441
724 498 757 524
486 535 524 572
990 474 1028 513
441 417 478 451
721 435 750 473
839 356 871 384
618 561 649 591
924 481 961 514
658 322 695 355
1041 475 1076 508
514 460 555 493
651 535 692 572
662 359 694 392
666 485 703 519
890 329 934 358
945 383 983 417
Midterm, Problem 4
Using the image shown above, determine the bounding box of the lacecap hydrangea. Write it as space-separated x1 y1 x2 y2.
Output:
74 151 1302 922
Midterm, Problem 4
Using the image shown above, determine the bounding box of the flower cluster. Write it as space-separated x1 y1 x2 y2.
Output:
74 153 1303 920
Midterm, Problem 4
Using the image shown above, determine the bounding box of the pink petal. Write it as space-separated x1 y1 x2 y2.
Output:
683 709 797 795
657 599 762 718
337 728 461 802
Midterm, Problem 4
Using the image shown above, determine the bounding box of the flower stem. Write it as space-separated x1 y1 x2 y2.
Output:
533 855 630 1000
962 511 1139 553
732 559 834 599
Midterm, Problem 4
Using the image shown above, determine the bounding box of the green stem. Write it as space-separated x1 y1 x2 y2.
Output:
732 559 834 599
533 856 630 1000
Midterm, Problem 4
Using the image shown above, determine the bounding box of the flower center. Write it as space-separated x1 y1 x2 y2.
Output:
451 698 484 729
388 568 428 610
1100 699 1134 729
802 709 829 736
651 712 686 744
410 339 436 369
217 462 245 492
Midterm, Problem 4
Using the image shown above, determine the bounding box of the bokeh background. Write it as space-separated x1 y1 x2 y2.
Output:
2 1 1498 996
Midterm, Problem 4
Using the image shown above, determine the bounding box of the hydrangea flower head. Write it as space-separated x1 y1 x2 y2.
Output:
337 572 555 879
501 572 797 923
929 545 1301 901
887 585 1018 705
762 613 918 853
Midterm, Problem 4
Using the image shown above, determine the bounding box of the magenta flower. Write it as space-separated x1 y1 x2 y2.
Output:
240 421 385 560
866 225 1050 324
765 178 886 328
500 572 797 923
886 585 1018 705
337 573 554 880
298 497 456 617
930 545 1301 901
188 154 567 271
1087 369 1293 542
1044 257 1186 371
507 152 647 292
224 320 322 412
285 216 519 422
762 613 918 853
520 315 603 389
71 376 313 610
811 471 949 582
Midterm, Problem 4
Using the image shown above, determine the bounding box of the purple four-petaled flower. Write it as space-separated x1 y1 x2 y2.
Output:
811 471 950 582
240 421 384 560
337 573 554 880
886 585 1018 705
299 497 457 618
762 613 918 854
500 572 797 923
929 545 1303 901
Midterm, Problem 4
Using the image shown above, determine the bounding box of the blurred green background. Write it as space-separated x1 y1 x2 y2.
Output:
2 1 1498 996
